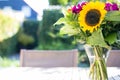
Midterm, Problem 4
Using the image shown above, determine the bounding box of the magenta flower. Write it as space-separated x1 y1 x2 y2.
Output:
112 3 119 11
81 2 87 7
105 2 119 11
105 3 112 11
72 4 82 14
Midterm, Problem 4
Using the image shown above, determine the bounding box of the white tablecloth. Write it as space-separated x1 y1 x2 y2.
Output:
0 67 120 80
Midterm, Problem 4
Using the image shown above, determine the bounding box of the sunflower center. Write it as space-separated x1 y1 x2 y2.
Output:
85 9 101 26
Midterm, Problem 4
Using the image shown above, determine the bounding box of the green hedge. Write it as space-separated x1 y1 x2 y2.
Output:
16 20 41 51
23 20 39 46
48 0 68 5
17 30 35 46
40 8 63 44
0 35 18 56
48 0 78 5
36 40 75 50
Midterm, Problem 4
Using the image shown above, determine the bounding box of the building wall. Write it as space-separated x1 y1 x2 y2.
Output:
0 0 37 20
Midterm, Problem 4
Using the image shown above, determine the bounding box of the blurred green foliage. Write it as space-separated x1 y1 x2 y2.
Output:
0 57 19 67
18 33 35 46
36 7 77 50
107 0 118 3
0 12 20 42
49 0 68 5
16 20 40 52
36 40 75 50
0 12 20 56
39 9 63 44
23 20 40 46
0 35 18 56
48 0 78 5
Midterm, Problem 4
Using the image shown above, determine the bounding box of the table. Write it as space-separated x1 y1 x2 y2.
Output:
0 67 120 80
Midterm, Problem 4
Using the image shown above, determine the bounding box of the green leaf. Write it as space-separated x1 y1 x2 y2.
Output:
54 18 66 25
105 32 117 45
60 24 80 36
87 29 109 48
107 11 120 16
54 12 77 26
105 11 120 21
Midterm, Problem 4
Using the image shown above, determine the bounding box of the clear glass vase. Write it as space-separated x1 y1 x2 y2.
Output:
84 44 110 80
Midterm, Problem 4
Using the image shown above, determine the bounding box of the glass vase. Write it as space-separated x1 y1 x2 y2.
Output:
84 44 110 80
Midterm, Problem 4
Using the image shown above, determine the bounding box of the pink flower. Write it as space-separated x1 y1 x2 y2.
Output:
72 4 82 14
112 3 119 11
105 2 119 11
81 2 87 7
105 3 112 11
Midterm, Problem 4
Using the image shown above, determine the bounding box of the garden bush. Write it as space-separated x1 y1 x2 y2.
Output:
36 40 75 50
48 0 78 5
18 20 40 49
48 0 68 5
18 32 35 46
16 27 35 52
40 8 63 44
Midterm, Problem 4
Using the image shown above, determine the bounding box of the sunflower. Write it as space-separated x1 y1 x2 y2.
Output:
79 1 107 33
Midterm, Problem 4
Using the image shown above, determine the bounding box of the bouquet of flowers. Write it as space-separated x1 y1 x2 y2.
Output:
54 0 120 80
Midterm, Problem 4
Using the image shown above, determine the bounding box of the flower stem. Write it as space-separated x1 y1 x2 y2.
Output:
89 46 108 80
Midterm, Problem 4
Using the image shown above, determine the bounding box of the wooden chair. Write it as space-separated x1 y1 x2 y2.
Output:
107 50 120 67
20 49 78 67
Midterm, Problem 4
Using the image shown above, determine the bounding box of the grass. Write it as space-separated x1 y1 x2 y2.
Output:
0 57 19 67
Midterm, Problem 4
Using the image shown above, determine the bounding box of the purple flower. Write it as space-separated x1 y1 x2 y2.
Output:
81 2 87 7
105 3 112 11
105 2 119 11
112 3 119 11
72 4 82 14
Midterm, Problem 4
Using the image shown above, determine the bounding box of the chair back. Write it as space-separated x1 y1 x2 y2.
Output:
20 49 78 67
107 50 120 67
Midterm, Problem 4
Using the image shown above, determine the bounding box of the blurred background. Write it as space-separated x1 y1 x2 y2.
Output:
0 0 119 67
